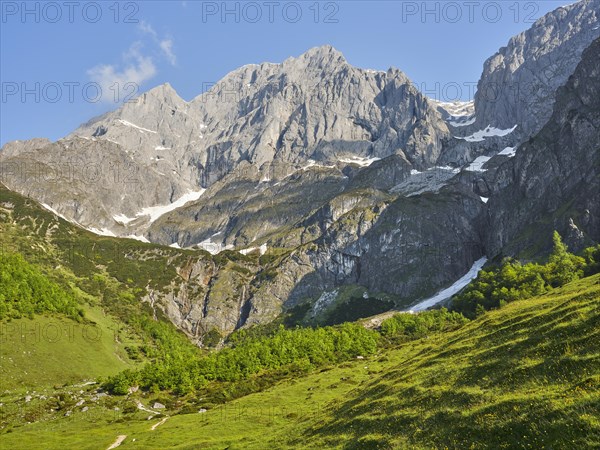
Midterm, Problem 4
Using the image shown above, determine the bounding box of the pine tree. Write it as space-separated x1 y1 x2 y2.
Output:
548 231 584 286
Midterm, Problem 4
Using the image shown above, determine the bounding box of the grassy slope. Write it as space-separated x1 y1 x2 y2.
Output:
0 185 182 392
2 274 598 449
0 305 137 392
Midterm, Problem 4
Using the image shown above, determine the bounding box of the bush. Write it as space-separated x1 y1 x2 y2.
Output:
0 252 82 320
582 244 600 276
104 322 379 395
380 308 468 340
452 232 595 318
546 231 585 286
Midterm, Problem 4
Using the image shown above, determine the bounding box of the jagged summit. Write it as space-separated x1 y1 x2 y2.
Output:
292 44 347 67
142 82 184 102
472 0 600 135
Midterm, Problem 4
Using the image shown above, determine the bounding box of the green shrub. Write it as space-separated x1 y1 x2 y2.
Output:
105 322 379 395
452 232 595 318
380 308 468 340
0 252 82 320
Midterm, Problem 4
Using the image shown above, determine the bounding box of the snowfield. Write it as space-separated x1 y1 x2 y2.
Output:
455 125 517 142
117 119 158 134
338 156 381 167
449 116 476 127
464 155 492 172
498 146 517 157
406 257 488 312
136 190 206 223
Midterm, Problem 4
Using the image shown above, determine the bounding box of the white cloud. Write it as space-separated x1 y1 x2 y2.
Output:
86 21 176 102
160 39 177 66
139 20 177 66
138 20 157 38
87 43 156 102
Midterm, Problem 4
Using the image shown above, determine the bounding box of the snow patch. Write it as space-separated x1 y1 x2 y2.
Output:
117 120 157 134
195 239 233 255
455 125 517 142
113 214 137 225
449 116 476 127
169 242 181 249
41 203 70 222
433 166 460 173
239 243 268 256
155 146 171 150
126 235 150 243
391 166 460 197
431 100 475 118
407 257 487 312
136 190 206 223
87 227 117 237
464 156 491 172
498 146 516 157
480 196 489 203
301 159 336 171
339 156 381 167
196 240 221 254
42 203 130 239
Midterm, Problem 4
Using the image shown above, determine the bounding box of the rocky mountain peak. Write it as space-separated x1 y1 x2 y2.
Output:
142 82 184 102
131 82 186 110
294 44 347 68
472 0 600 137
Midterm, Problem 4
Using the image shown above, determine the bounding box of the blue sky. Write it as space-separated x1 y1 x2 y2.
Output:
1 1 573 145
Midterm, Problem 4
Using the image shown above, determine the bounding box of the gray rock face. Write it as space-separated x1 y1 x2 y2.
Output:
472 0 600 139
239 182 485 327
0 138 51 158
485 37 600 257
0 137 189 233
71 82 207 189
190 45 449 177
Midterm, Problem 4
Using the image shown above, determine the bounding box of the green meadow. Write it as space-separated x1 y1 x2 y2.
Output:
2 274 597 449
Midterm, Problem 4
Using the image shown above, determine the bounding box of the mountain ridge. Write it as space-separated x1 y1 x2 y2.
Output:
1 1 599 338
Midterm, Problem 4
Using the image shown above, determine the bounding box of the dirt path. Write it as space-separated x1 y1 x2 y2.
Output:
151 416 169 430
361 310 400 329
107 435 127 449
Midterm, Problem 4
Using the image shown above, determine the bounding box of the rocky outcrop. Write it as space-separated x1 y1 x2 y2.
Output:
190 45 449 174
472 0 599 139
0 137 190 232
485 37 600 257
